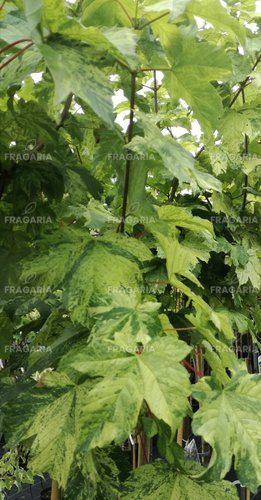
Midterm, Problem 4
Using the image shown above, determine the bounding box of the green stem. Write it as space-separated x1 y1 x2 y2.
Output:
118 72 137 233
116 0 134 27
140 11 169 29
241 88 249 211
134 0 139 29
195 145 205 159
138 66 171 73
166 127 179 201
56 93 74 130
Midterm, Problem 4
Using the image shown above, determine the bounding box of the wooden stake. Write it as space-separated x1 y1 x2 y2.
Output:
177 420 184 447
132 435 136 469
195 346 208 464
245 488 251 500
51 480 61 500
137 434 142 467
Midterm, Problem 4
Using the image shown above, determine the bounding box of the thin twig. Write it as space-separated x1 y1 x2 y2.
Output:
153 70 158 113
138 66 171 73
75 146 83 164
0 38 32 55
205 193 212 210
0 0 7 9
56 93 73 130
163 327 197 331
0 42 33 71
166 127 179 201
182 359 203 378
195 144 205 159
169 177 179 202
229 54 261 108
35 93 74 152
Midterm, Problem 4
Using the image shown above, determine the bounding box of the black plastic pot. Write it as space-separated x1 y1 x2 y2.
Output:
40 487 51 499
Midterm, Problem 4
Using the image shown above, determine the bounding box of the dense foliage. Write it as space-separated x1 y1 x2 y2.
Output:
0 0 260 498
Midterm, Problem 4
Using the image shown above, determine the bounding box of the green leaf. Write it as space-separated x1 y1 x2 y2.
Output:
81 0 135 27
21 227 90 292
65 200 110 230
50 19 139 70
192 372 261 491
21 230 150 326
39 42 114 126
218 109 249 155
158 32 232 134
101 232 153 263
148 206 215 289
69 336 192 436
24 0 42 31
67 166 103 200
128 114 221 189
165 74 222 137
156 205 214 235
63 448 120 500
135 337 192 434
2 380 76 487
76 373 143 451
0 47 42 93
187 0 246 44
236 248 261 290
128 117 195 185
89 294 162 348
123 459 238 499
143 0 191 20
65 239 145 325
0 14 30 43
101 27 138 69
186 309 240 371
5 340 189 475
6 99 59 144
41 0 67 31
